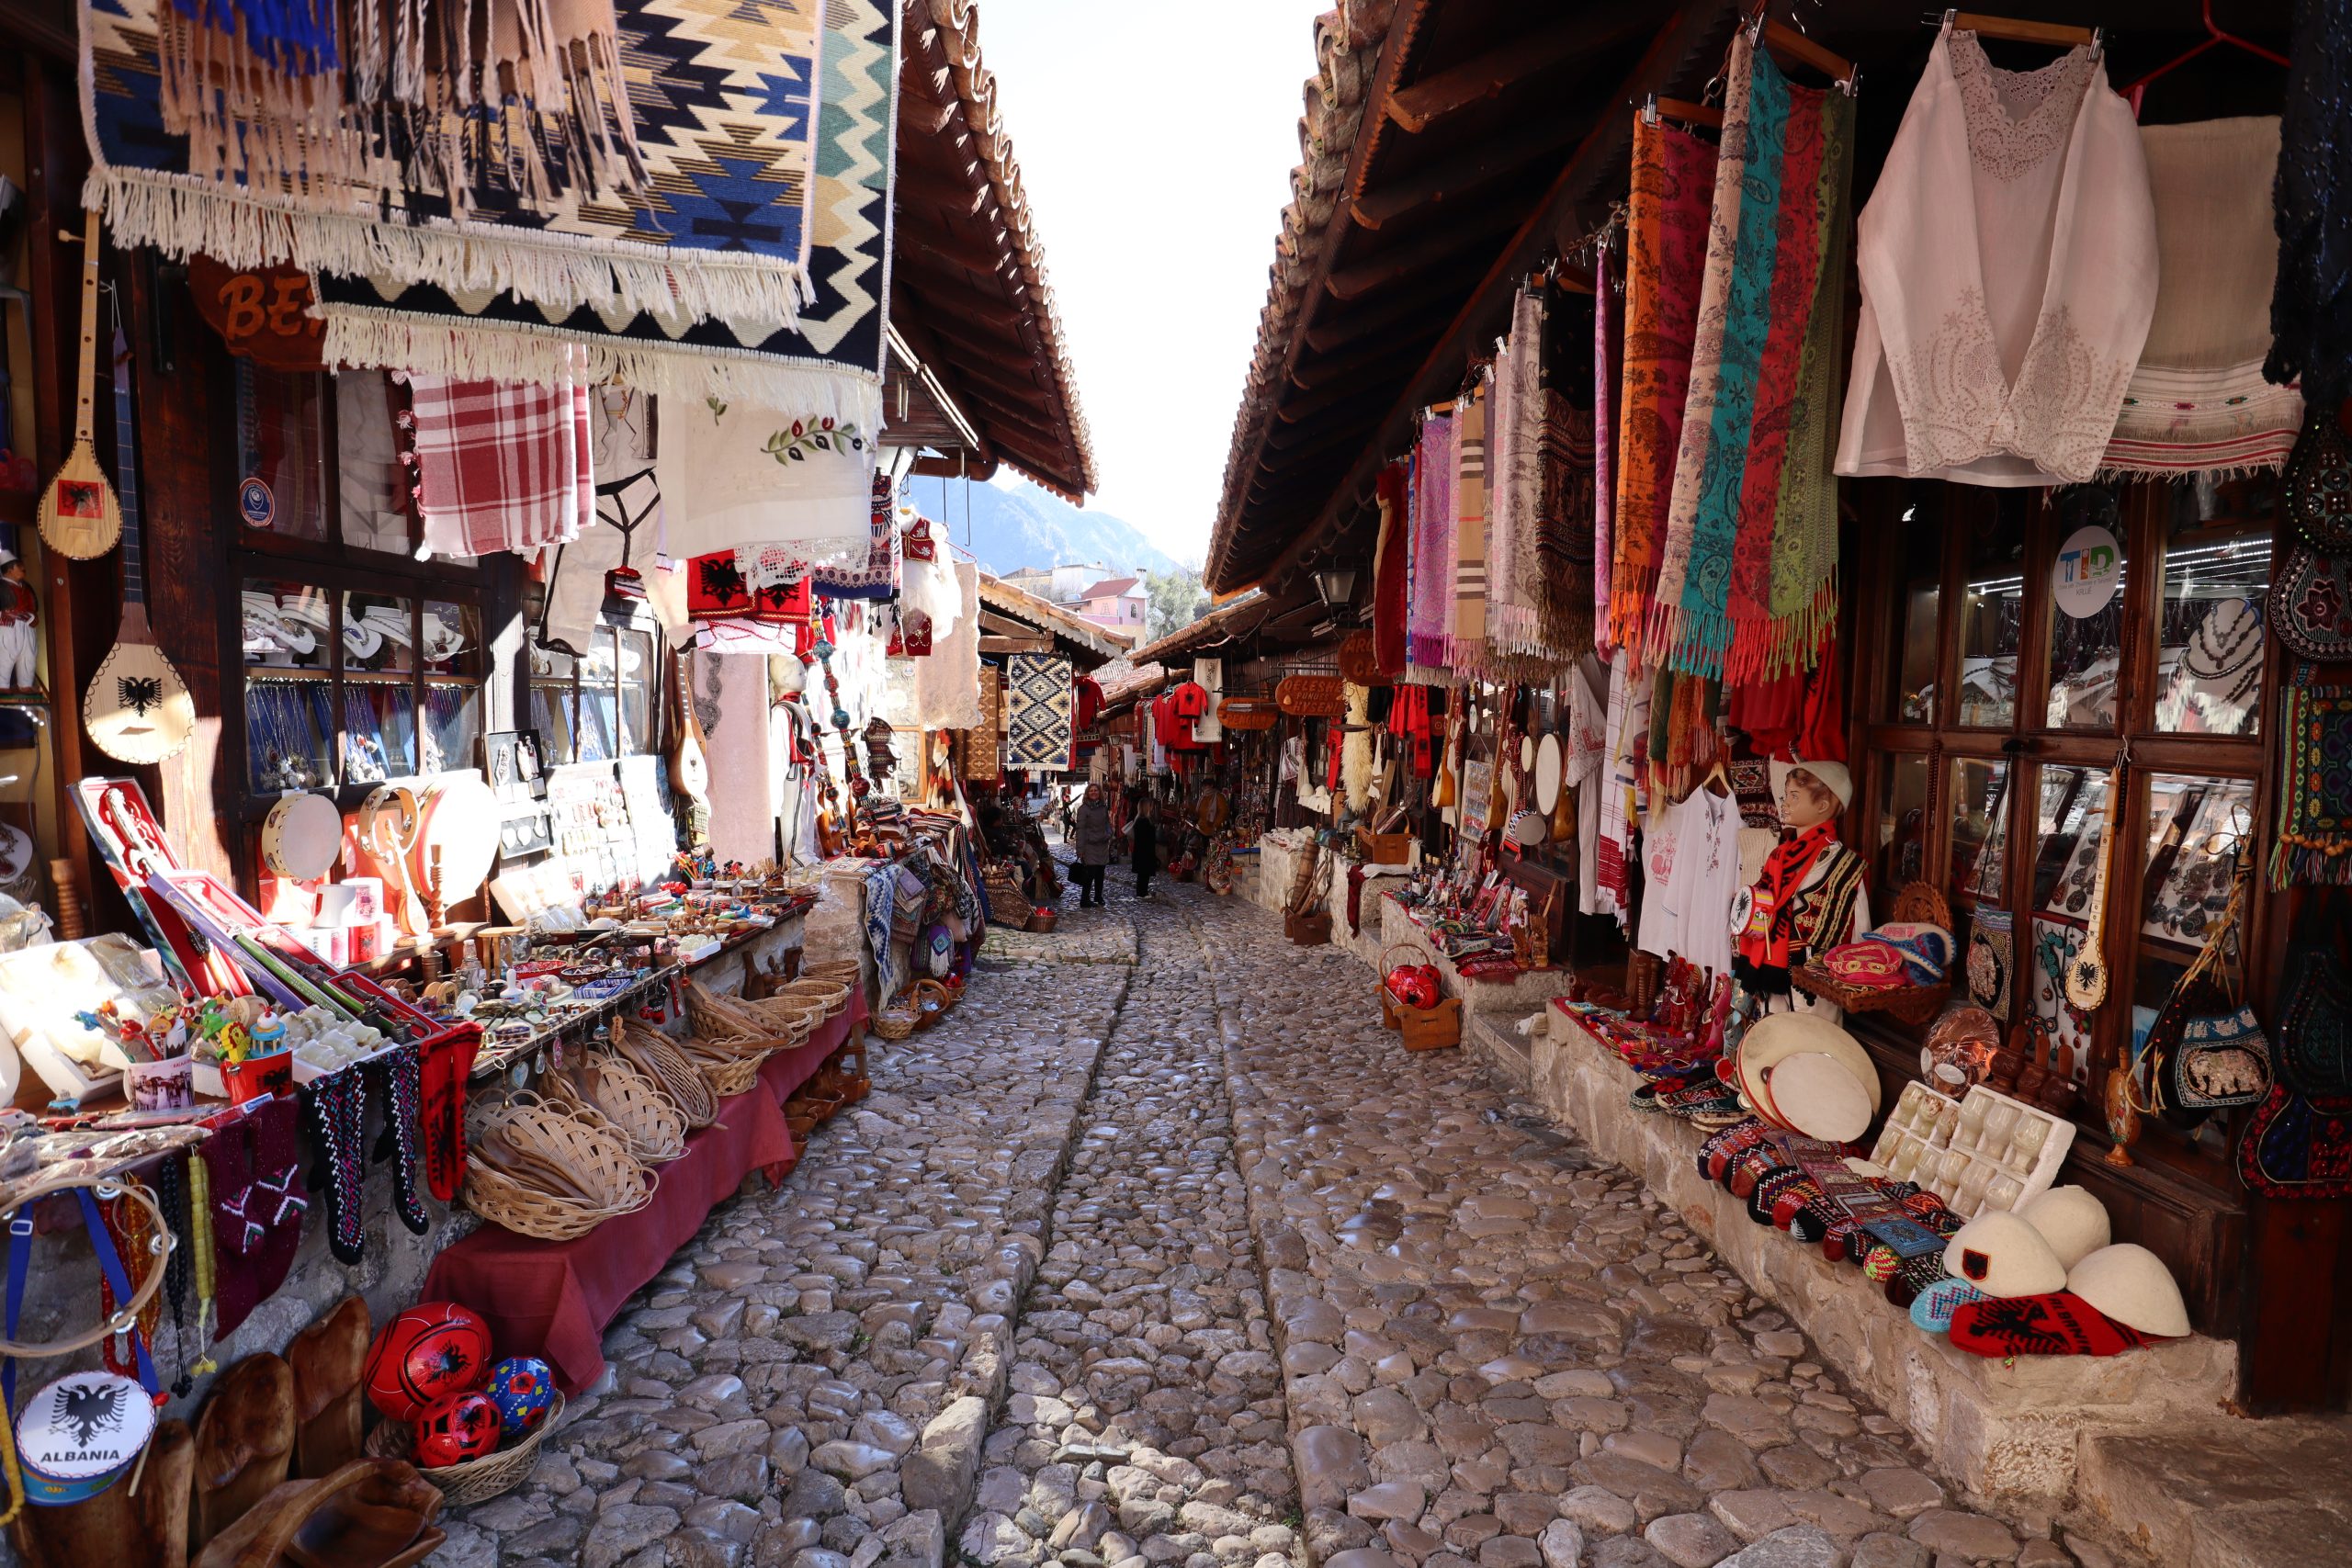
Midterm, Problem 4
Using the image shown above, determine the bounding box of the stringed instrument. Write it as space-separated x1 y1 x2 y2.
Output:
671 649 711 843
36 216 121 559
85 321 194 764
2064 754 2125 1011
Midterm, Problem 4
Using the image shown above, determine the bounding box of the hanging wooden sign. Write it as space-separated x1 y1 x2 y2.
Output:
1217 696 1278 730
1275 674 1345 718
189 255 327 372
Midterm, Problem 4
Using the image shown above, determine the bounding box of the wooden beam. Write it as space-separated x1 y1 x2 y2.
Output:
1208 1 1745 593
1352 116 1583 229
1289 332 1434 391
1301 279 1469 355
888 294 997 469
896 160 989 218
899 89 961 139
894 218 1014 278
1325 202 1526 301
930 344 1046 401
920 300 1034 362
1268 388 1393 446
910 453 1001 482
978 635 1053 655
978 610 1037 638
1276 365 1414 425
1386 13 1651 132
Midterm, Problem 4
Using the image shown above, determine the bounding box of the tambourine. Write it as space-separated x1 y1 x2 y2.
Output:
1533 733 1565 816
413 774 501 904
358 785 427 936
262 791 343 881
1506 808 1550 847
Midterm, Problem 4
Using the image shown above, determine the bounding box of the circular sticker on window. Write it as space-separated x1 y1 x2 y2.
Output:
2052 524 2121 619
238 476 276 529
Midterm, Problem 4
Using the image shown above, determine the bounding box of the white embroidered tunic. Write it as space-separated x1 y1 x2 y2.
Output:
1837 28 2157 487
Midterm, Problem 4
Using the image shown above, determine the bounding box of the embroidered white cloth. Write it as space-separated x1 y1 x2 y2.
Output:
911 562 983 730
658 401 874 565
2102 116 2301 477
1837 27 2156 487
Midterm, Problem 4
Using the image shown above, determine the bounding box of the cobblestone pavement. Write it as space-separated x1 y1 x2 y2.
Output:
439 953 1132 1568
444 877 2094 1568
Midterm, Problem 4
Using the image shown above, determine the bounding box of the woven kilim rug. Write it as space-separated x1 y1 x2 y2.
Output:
1007 654 1073 774
313 0 896 423
85 0 895 423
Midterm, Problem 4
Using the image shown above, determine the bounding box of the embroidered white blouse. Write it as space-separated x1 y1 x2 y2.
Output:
1837 28 2157 487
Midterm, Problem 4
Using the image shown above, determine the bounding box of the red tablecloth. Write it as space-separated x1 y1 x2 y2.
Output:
424 998 867 1393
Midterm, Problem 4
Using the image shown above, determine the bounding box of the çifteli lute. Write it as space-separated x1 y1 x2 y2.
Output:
84 319 194 765
2063 753 2124 1012
36 214 121 560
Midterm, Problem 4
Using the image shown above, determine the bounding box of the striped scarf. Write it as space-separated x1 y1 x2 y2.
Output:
1609 117 1719 659
1448 383 1490 672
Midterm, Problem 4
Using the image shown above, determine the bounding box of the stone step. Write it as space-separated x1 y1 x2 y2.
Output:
2076 1417 2352 1568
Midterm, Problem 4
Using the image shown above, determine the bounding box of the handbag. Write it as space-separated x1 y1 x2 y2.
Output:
2239 1084 2352 1200
2135 865 2272 1120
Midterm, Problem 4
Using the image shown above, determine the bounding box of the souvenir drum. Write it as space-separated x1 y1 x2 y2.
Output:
262 790 343 881
16 1370 156 1505
413 774 501 905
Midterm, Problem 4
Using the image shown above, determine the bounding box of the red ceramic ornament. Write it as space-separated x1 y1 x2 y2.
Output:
364 1302 492 1419
411 1391 502 1467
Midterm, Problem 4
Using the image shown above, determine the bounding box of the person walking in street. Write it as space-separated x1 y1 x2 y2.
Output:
1128 790 1161 899
1071 786 1113 908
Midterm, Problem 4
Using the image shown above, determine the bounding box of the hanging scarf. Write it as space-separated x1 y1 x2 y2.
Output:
1657 33 1782 676
1594 237 1623 659
1535 288 1598 663
2267 0 2352 408
1374 463 1411 677
1449 382 1491 673
1488 290 1545 663
1611 116 1720 658
1765 86 1855 679
1724 73 1850 682
1408 415 1457 677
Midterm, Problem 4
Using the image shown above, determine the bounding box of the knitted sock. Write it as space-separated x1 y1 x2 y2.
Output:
1729 1147 1790 1201
1747 1167 1807 1221
421 1031 481 1203
1910 1277 1988 1335
1948 1292 2154 1359
1698 1122 1770 1184
154 1152 198 1395
302 1065 370 1265
200 1094 306 1337
368 1044 431 1235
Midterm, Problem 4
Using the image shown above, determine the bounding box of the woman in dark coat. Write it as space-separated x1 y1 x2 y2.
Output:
1127 791 1160 897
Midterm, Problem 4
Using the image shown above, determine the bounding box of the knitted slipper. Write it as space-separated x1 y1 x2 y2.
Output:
301 1065 370 1265
1729 1146 1792 1201
421 1030 481 1202
200 1094 307 1337
1699 1122 1772 1184
1910 1277 1988 1334
1947 1292 2154 1359
368 1043 431 1235
1748 1168 1809 1224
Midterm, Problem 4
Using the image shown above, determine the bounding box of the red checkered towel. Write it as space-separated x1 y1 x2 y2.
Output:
403 372 591 558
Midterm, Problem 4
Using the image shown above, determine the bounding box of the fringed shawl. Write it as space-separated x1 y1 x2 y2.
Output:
1407 414 1457 680
1448 385 1490 674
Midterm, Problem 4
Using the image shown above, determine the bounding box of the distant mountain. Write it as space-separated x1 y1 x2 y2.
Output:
906 476 1191 580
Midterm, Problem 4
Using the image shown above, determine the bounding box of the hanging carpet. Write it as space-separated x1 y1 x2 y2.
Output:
1006 653 1073 774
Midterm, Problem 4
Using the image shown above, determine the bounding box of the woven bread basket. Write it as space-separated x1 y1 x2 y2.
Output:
774 976 852 1017
464 1096 654 1241
540 1050 687 1163
677 1035 765 1098
871 992 922 1041
366 1393 567 1506
611 1019 718 1130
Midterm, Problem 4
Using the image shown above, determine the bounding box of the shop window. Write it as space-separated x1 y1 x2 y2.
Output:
1854 479 2270 1187
528 626 657 765
2044 487 2128 730
242 581 334 791
2153 481 2270 739
1957 496 2028 729
423 602 483 774
1885 493 1942 724
1873 752 1930 891
233 363 329 542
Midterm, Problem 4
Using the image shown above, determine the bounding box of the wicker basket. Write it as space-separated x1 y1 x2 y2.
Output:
774 977 852 1018
684 980 769 1041
679 1037 765 1099
540 1051 687 1164
611 1019 718 1130
801 958 862 986
464 1096 654 1241
871 992 923 1041
367 1393 566 1506
911 978 955 1030
1791 881 1953 1027
748 997 825 1040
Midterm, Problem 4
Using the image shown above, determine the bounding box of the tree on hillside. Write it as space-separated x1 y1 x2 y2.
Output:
1143 569 1208 645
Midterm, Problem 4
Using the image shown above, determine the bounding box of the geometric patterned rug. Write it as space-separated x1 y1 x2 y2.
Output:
1007 654 1072 773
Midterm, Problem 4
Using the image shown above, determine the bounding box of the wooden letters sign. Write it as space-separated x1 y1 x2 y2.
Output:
188 255 326 371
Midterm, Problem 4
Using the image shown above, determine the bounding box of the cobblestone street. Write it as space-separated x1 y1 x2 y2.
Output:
443 880 2094 1568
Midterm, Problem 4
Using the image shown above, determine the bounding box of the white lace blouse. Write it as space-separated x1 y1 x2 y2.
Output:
1837 28 2157 487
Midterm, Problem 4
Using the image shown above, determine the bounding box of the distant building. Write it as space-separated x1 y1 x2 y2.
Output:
1000 563 1107 604
1071 575 1148 637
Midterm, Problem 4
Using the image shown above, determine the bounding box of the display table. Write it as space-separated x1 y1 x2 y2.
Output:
1377 892 1563 1015
1530 1008 2236 1506
424 997 866 1393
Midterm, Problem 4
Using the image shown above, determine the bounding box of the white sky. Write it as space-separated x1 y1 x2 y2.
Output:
963 0 1332 568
